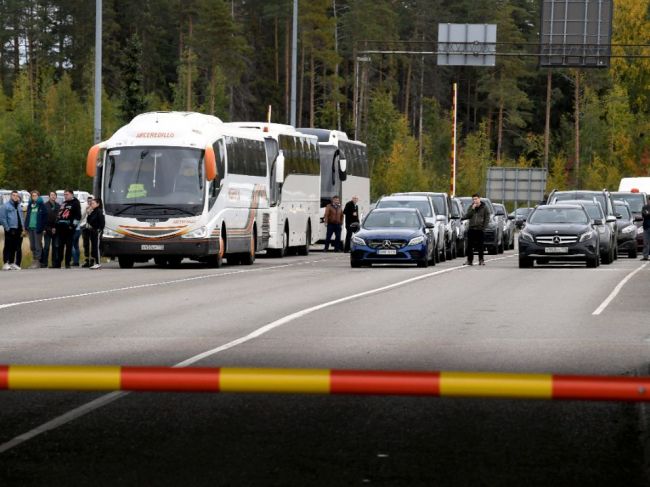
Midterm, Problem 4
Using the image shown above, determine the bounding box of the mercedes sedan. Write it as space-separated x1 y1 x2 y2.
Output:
518 204 601 268
350 208 435 268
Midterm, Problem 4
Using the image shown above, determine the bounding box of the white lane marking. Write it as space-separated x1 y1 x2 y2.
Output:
592 262 649 316
0 259 329 311
0 255 513 453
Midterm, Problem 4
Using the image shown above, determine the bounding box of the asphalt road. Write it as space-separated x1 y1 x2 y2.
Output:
1 248 649 486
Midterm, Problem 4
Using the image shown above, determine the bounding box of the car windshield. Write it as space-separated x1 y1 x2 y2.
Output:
529 207 589 224
494 204 506 215
430 196 445 215
103 146 205 217
615 204 631 220
376 199 432 217
612 193 645 212
364 211 421 229
515 208 531 217
581 204 604 220
554 192 607 214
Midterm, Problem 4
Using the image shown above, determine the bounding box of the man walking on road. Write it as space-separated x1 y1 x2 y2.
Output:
343 195 360 253
1 190 25 270
641 195 650 261
25 190 47 268
463 193 490 266
323 195 344 252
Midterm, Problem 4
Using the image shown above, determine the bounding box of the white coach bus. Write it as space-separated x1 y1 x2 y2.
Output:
227 123 320 256
297 128 370 242
86 111 270 268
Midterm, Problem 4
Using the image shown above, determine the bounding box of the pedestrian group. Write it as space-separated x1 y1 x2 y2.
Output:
1 189 105 271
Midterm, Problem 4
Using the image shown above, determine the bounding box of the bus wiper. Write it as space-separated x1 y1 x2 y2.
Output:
112 203 160 216
139 205 197 217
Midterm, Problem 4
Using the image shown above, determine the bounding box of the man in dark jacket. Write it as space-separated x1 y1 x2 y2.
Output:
55 189 81 268
641 195 650 261
343 195 360 252
41 191 60 268
462 193 490 266
25 190 48 268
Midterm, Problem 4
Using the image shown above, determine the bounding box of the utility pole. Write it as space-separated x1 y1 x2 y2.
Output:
94 0 102 143
574 70 580 187
290 0 298 126
544 69 551 172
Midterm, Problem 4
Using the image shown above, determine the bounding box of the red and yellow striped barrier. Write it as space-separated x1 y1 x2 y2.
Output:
0 366 648 401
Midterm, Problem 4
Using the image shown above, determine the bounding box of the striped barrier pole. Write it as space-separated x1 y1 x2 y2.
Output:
0 366 648 402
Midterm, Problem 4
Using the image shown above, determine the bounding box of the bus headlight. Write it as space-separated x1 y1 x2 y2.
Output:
182 226 208 239
102 228 124 239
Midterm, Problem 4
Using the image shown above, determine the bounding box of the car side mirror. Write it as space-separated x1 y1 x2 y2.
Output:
615 213 622 219
349 222 360 231
593 218 603 226
634 215 643 222
425 222 435 229
508 214 515 220
275 152 285 184
606 215 617 223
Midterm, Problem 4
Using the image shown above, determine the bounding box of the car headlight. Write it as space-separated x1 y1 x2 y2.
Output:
351 235 366 246
182 226 208 239
621 225 636 234
408 236 425 246
519 230 534 242
579 230 596 242
102 228 124 239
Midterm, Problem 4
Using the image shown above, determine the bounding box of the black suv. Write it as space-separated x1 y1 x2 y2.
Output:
518 204 600 268
611 191 647 252
547 189 619 259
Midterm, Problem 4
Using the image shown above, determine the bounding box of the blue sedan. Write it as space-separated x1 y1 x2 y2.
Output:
350 208 436 267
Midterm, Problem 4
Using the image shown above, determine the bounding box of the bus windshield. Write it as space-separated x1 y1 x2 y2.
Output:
104 146 205 217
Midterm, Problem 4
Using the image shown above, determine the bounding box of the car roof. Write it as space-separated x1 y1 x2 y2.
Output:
380 195 431 202
536 204 584 210
371 207 420 213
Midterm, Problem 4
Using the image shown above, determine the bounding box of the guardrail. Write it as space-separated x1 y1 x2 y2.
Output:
1 366 649 401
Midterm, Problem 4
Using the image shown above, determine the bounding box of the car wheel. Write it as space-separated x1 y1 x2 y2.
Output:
586 255 599 268
458 238 465 257
518 256 533 268
629 249 638 258
417 257 429 268
439 243 447 262
498 236 504 254
488 245 497 255
351 259 362 268
602 248 612 265
445 240 453 260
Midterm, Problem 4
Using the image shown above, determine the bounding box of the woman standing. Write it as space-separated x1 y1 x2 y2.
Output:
86 198 105 269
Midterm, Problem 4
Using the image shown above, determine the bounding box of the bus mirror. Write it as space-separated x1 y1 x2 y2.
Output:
339 158 347 173
86 144 100 177
275 153 285 184
205 146 217 181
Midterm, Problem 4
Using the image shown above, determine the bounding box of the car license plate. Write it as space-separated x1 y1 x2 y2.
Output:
141 244 164 251
545 247 568 254
377 249 397 255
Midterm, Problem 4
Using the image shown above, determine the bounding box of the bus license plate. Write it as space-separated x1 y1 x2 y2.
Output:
377 249 397 255
141 244 164 251
545 247 568 254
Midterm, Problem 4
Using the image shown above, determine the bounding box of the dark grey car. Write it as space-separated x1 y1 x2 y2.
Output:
613 200 638 258
493 203 515 250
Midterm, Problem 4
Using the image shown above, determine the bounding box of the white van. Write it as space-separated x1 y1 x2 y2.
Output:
618 177 650 193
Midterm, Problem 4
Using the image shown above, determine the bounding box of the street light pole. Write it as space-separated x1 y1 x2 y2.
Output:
290 0 298 126
94 0 102 143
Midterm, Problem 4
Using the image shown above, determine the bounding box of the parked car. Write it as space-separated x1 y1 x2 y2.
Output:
613 200 638 258
395 192 460 260
457 196 504 254
493 203 515 250
510 207 534 229
375 194 445 262
550 199 616 264
451 197 468 257
518 204 601 268
611 191 647 252
350 208 436 268
547 189 619 260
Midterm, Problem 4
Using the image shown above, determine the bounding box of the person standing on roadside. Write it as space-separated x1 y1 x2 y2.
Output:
1 190 25 270
55 189 81 269
343 195 360 253
462 193 490 266
641 195 650 261
323 195 344 252
41 191 60 268
86 198 105 269
81 196 94 267
25 190 48 269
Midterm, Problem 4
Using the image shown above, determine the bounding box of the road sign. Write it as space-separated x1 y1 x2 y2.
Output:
437 24 497 66
539 0 613 68
486 167 548 205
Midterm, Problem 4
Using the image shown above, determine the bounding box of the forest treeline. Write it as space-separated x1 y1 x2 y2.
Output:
0 0 649 198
